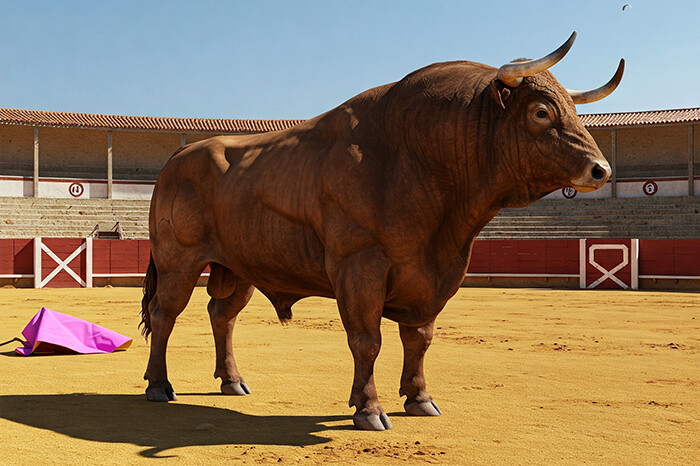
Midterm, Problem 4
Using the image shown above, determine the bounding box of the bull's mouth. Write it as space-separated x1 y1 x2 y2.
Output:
572 184 599 193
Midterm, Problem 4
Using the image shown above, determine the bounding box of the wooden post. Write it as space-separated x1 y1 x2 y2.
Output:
85 237 93 288
611 129 617 198
630 238 639 290
689 125 695 197
579 239 586 289
107 131 113 199
33 127 39 198
33 237 42 288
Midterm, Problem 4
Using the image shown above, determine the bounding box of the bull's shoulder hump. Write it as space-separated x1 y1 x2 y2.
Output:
192 134 262 152
166 136 246 175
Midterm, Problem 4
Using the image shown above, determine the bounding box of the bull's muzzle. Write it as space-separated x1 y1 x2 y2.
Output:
572 161 612 193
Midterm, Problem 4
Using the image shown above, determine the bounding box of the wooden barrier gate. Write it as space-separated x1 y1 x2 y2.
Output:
580 239 638 290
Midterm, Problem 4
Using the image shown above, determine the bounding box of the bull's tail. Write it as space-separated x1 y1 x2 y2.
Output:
140 254 157 339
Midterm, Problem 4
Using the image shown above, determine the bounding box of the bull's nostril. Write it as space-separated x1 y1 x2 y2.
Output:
591 164 606 181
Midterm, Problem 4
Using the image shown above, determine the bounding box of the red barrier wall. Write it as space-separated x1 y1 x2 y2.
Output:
2 238 698 289
0 239 33 275
93 239 151 274
467 240 579 275
639 239 700 277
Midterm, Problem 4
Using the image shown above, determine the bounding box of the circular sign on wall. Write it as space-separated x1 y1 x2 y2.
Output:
562 187 577 199
642 181 658 196
69 182 84 197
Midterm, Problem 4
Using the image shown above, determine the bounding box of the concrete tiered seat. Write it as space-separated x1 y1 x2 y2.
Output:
0 195 698 240
479 196 700 240
0 197 150 239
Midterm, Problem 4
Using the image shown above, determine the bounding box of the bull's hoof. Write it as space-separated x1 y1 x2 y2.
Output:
221 380 251 396
404 399 442 416
146 381 177 402
353 409 393 431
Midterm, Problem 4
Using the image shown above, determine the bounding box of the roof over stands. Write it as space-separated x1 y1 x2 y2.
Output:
0 107 304 133
580 107 700 128
1 106 700 133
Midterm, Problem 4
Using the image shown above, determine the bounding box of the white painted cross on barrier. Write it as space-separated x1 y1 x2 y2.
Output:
33 237 93 288
588 244 629 289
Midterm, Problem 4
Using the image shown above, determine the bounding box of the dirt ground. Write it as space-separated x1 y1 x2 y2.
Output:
0 286 697 464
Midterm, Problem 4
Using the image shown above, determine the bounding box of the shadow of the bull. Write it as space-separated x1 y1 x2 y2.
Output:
0 393 350 457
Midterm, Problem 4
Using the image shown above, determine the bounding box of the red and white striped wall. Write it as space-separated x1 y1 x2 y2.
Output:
0 238 698 290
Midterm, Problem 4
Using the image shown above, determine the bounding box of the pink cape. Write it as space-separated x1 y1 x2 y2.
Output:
14 307 133 356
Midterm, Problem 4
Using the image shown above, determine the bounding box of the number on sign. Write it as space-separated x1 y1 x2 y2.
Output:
562 187 577 199
642 181 658 196
69 182 84 197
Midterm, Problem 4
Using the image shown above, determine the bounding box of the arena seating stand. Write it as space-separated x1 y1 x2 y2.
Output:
0 195 697 240
480 196 700 240
0 197 149 239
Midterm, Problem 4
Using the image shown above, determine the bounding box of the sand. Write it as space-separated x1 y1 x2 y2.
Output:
0 286 698 464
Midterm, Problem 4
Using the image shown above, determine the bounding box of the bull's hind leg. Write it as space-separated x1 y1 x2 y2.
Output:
144 265 203 402
207 274 255 395
399 320 442 416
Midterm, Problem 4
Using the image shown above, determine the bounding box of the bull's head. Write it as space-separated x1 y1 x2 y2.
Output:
490 32 622 200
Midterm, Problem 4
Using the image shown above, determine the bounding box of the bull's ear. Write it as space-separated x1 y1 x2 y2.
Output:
490 80 511 109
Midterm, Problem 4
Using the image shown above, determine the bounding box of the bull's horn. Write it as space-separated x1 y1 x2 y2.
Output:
497 31 577 87
567 58 625 104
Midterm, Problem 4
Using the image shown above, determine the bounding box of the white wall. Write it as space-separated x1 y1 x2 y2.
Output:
0 175 154 199
0 176 695 200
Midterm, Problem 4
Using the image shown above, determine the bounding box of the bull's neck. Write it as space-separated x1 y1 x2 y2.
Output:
370 91 508 288
402 90 508 262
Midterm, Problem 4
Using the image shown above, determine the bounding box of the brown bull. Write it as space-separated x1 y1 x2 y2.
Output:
140 32 623 430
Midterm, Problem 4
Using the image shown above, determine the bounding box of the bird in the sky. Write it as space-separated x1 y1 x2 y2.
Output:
622 3 632 11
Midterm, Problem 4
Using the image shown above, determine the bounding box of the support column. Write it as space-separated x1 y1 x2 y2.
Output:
689 125 695 197
33 127 39 198
181 133 186 147
611 129 617 198
107 131 113 199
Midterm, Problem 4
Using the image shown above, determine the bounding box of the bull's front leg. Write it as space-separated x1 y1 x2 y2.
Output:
333 250 392 431
399 320 442 416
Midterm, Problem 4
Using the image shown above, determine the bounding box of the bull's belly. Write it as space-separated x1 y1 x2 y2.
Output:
212 203 466 317
238 256 334 299
217 214 333 298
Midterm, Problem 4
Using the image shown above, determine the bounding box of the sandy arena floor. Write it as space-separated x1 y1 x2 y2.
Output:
0 286 698 464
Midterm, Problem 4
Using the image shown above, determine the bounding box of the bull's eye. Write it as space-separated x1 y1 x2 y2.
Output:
536 109 548 119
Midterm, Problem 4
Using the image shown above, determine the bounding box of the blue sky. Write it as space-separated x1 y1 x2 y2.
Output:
1 1 698 119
